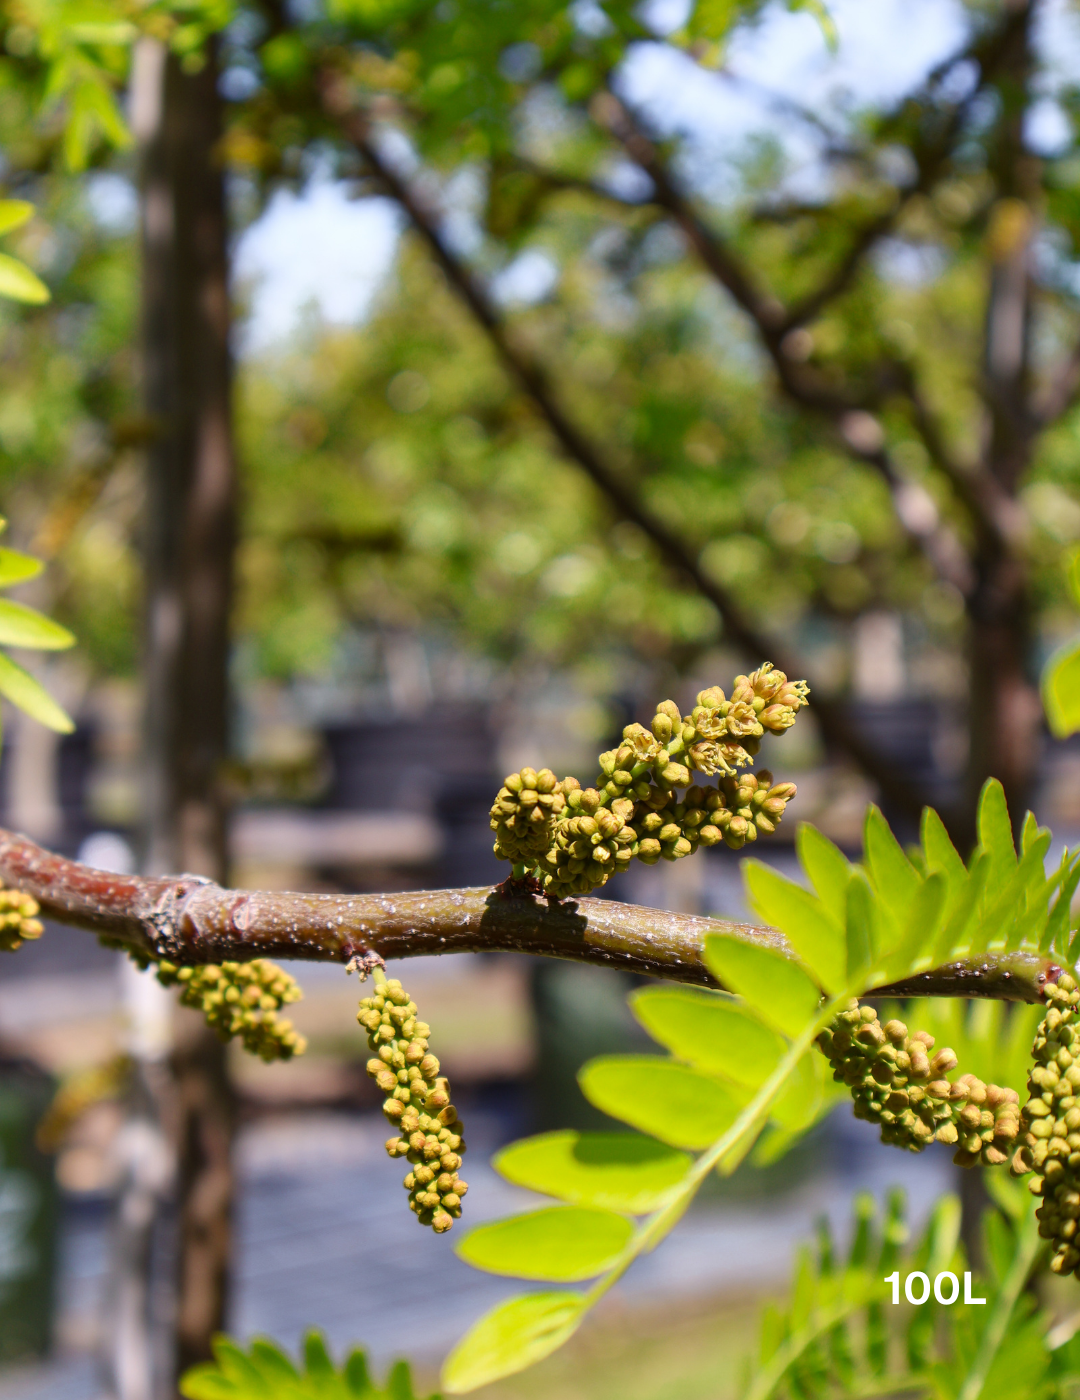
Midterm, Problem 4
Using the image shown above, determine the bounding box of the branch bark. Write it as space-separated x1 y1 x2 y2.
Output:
0 826 1057 1005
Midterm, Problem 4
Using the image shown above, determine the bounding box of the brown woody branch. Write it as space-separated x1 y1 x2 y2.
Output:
320 78 930 821
590 93 1005 579
0 826 1057 1003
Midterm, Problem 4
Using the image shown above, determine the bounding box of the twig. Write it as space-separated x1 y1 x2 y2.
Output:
0 826 1057 1002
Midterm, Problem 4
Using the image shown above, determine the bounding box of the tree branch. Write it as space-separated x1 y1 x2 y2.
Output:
588 92 985 595
0 826 1056 1003
320 78 935 822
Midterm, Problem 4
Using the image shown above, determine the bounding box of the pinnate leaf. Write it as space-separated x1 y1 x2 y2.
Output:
579 1055 742 1149
442 1292 586 1393
180 1330 417 1399
0 598 74 649
629 986 785 1087
0 653 74 733
703 934 821 1035
743 861 846 992
493 1130 691 1214
455 1205 632 1281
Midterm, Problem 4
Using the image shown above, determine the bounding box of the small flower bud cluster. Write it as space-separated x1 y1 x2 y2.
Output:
1008 975 1080 1277
359 971 467 1233
819 1001 1020 1166
490 767 568 866
155 958 307 1061
0 886 44 952
490 664 807 899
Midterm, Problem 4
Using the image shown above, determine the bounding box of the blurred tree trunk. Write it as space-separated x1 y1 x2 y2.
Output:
133 31 239 1396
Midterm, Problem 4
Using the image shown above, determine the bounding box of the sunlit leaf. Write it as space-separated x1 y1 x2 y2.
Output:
0 201 34 236
494 1130 691 1214
629 986 785 1086
743 861 846 992
1043 638 1080 739
0 252 49 304
863 806 921 918
977 778 1016 901
442 1292 586 1393
455 1205 632 1281
579 1055 743 1149
0 653 73 733
0 548 44 588
0 598 75 649
796 823 852 926
703 933 821 1035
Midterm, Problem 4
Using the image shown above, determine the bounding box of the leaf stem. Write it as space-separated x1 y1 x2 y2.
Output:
956 1201 1043 1400
583 1001 842 1311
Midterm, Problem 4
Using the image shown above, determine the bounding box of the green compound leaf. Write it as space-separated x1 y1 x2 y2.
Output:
743 860 846 993
442 1292 586 1393
703 933 822 1036
180 1329 423 1399
0 251 49 304
0 653 74 733
0 547 44 588
1043 637 1080 739
0 597 75 649
629 985 786 1087
796 823 852 926
977 778 1017 892
579 1055 743 1149
493 1130 691 1214
455 1205 632 1281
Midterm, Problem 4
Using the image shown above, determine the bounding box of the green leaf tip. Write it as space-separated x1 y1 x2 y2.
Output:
442 1292 586 1393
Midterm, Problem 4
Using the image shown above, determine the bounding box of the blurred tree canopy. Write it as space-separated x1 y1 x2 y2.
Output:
0 0 1079 842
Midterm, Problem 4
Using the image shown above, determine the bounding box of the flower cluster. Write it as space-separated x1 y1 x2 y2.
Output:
491 664 807 899
0 886 44 952
359 970 467 1233
1009 975 1080 1276
155 958 306 1061
819 1002 1020 1166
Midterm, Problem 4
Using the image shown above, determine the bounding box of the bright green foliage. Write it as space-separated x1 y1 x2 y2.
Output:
455 1205 632 1281
0 199 48 302
442 1293 586 1394
179 1330 430 1400
703 934 822 1036
0 519 74 740
736 1188 1067 1400
579 1055 744 1150
445 785 1080 1391
629 986 786 1087
6 0 231 171
492 1131 691 1214
1044 549 1080 739
747 782 1080 991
